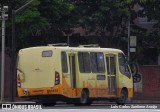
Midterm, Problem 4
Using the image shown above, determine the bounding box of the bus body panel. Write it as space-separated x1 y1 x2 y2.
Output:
17 46 133 102
18 48 56 89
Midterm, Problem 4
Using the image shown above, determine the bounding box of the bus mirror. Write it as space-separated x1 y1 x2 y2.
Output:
130 63 138 76
133 73 141 83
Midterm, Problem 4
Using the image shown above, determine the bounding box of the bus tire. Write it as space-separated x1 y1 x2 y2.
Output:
116 90 127 105
75 89 92 106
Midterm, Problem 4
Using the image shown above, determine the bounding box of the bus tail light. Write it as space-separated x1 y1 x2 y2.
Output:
17 75 21 87
55 71 60 85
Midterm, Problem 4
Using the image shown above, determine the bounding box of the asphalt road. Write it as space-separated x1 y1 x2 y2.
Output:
43 103 160 109
1 104 160 112
0 102 160 111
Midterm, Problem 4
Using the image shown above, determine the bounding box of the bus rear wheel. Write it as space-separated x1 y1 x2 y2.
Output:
116 90 127 105
75 89 92 105
81 90 89 104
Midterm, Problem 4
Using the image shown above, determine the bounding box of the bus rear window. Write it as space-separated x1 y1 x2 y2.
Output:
42 50 52 57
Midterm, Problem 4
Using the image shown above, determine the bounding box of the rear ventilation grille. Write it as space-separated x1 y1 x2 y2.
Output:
47 43 68 47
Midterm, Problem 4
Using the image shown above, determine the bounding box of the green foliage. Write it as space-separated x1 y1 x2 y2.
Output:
2 0 160 61
16 0 48 39
141 0 160 52
70 0 134 48
38 0 76 35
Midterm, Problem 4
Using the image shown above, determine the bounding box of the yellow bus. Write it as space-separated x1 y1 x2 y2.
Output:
17 44 133 105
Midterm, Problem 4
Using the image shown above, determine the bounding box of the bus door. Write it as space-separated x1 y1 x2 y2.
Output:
69 53 77 96
105 54 117 95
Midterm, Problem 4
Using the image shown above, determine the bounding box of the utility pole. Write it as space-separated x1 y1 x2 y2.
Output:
0 6 8 102
10 0 34 102
128 16 130 62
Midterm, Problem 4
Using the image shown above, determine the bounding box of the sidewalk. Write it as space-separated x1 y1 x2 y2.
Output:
131 94 160 104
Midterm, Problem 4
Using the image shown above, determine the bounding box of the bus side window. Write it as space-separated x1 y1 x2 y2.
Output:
78 52 91 73
106 57 110 74
90 53 98 73
110 57 116 75
61 52 68 73
90 52 105 73
97 52 105 73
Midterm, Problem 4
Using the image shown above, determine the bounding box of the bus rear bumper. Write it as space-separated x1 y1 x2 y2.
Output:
19 94 70 102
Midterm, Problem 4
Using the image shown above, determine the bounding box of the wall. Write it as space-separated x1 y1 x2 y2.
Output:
0 53 11 98
0 53 17 101
139 66 160 98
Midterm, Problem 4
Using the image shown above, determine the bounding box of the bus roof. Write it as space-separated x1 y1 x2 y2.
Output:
19 46 123 54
